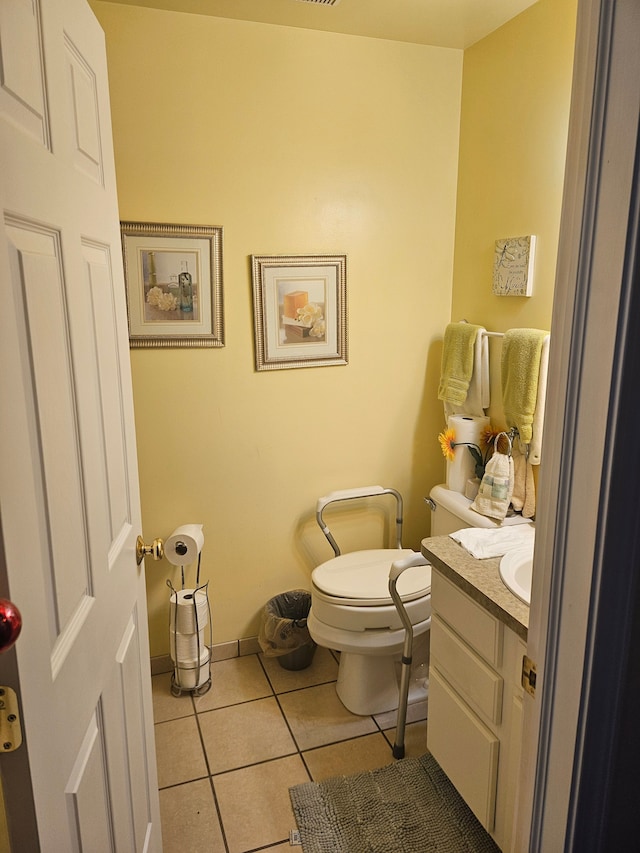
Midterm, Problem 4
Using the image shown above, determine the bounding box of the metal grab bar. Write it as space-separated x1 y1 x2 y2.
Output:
388 553 430 759
316 486 404 557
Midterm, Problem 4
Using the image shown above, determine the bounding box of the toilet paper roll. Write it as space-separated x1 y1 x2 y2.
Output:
175 646 211 690
446 414 490 495
170 627 207 664
169 588 209 634
165 524 204 566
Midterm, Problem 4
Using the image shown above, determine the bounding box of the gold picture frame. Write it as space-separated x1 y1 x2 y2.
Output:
251 254 348 371
121 221 224 348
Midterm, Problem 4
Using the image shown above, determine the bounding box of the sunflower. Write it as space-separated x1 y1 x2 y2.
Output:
481 424 510 454
438 428 457 462
479 425 496 448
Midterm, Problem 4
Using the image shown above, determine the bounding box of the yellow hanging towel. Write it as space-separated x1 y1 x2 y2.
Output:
438 322 482 406
501 328 549 444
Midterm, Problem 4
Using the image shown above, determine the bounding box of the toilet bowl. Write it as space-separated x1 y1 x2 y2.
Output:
308 484 532 716
308 547 431 715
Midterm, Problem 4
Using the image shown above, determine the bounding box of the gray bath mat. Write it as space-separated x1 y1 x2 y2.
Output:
289 752 500 853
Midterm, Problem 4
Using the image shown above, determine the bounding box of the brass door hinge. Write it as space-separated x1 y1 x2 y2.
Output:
0 686 22 752
522 655 537 697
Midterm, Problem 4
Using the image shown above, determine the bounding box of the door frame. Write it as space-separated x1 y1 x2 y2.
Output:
0 524 40 852
518 0 640 848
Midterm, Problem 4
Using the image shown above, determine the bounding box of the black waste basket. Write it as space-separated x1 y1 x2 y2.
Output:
258 589 317 670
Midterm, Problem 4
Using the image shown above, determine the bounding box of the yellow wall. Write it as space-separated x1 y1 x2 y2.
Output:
93 0 576 656
452 0 577 424
93 2 463 654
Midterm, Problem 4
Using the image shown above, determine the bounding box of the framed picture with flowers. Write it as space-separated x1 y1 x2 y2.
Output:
121 221 224 348
250 254 348 371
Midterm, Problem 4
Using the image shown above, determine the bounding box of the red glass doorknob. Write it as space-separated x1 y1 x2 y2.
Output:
0 599 22 652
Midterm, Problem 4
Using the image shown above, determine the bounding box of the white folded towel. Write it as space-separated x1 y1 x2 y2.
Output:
444 328 490 418
449 524 535 559
511 444 536 518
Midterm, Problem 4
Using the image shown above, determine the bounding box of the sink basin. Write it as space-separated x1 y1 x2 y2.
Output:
499 547 534 605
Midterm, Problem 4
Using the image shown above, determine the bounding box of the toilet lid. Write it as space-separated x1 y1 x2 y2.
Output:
312 549 431 603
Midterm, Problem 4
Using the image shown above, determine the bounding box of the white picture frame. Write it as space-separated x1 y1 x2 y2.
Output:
492 235 536 296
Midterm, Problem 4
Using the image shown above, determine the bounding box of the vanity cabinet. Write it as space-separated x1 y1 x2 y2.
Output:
427 568 525 852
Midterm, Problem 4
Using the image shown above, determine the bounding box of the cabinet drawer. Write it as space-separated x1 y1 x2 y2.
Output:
432 570 502 667
427 667 499 832
431 613 503 724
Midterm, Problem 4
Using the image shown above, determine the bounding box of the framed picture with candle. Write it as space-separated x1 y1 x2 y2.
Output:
250 253 348 371
120 221 224 348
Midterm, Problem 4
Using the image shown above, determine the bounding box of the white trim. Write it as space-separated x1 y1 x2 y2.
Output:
517 0 640 848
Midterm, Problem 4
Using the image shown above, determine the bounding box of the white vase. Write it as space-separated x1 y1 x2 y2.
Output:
465 477 481 500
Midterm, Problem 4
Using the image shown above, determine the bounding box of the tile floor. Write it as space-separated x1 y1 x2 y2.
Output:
152 647 428 853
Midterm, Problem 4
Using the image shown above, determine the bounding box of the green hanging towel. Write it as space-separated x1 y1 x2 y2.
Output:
501 328 549 444
438 322 482 406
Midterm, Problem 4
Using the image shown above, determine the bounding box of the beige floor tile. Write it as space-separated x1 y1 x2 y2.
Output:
154 716 208 788
278 682 377 751
303 732 395 781
214 755 309 853
382 720 428 758
152 672 195 723
159 779 225 853
374 697 428 730
199 697 296 774
193 654 273 713
260 646 339 694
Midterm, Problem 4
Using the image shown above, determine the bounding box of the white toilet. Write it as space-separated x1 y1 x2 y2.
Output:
307 484 532 716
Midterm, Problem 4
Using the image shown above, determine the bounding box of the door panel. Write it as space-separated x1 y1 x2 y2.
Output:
0 0 50 147
83 242 130 542
66 712 114 852
117 612 156 850
6 220 90 642
66 37 104 184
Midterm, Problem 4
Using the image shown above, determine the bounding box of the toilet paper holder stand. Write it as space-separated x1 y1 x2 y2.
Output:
136 531 197 565
137 527 212 696
167 579 212 697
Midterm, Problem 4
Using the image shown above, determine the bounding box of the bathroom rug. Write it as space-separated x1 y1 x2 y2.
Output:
290 751 500 853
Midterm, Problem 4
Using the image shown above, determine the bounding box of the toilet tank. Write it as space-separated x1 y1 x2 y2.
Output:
428 484 533 535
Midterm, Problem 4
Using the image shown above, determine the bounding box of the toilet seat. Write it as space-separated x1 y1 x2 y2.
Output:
310 548 431 631
312 548 431 605
307 610 431 656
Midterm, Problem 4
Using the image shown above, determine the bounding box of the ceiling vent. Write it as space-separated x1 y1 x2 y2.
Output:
295 0 342 6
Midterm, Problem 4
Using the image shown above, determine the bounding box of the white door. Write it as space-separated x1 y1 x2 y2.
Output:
0 0 161 850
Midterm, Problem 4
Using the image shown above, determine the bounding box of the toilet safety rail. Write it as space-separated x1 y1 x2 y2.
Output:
316 486 404 557
389 552 430 759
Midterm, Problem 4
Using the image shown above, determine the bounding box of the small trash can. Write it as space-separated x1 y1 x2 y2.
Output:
258 590 317 671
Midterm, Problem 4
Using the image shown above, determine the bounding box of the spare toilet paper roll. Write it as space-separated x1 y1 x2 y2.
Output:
170 588 209 634
164 524 204 566
170 627 207 664
446 414 490 495
175 646 211 690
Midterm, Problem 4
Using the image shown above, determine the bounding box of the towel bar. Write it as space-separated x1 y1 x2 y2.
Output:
459 318 504 338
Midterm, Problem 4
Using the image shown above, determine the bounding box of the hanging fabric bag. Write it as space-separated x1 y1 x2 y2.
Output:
471 432 514 522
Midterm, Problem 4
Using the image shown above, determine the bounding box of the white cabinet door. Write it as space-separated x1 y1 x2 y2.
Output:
428 668 500 831
0 0 161 849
